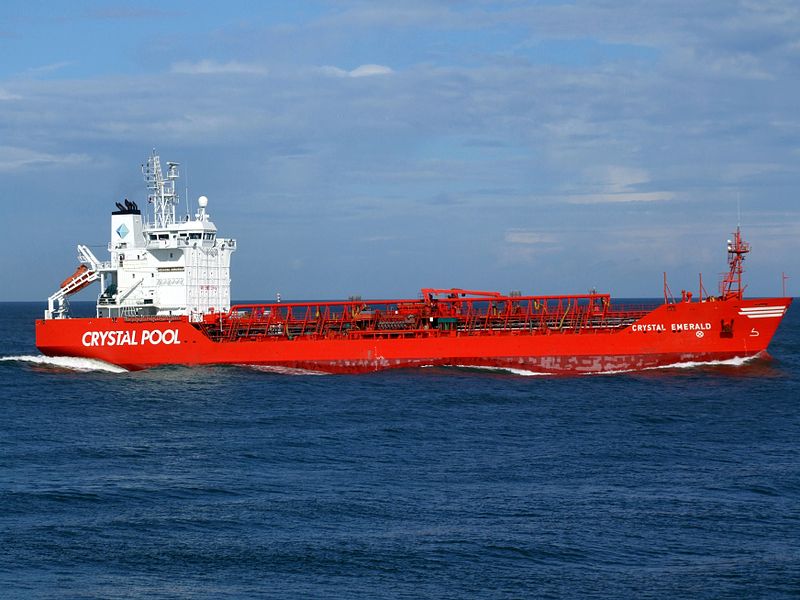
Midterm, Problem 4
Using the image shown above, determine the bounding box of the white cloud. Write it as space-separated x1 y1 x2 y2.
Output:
721 162 783 182
504 231 556 245
0 88 21 100
603 166 651 193
564 166 674 204
566 191 675 204
319 64 393 78
349 64 393 77
501 230 560 266
0 146 90 172
26 61 74 76
361 235 397 242
170 60 268 75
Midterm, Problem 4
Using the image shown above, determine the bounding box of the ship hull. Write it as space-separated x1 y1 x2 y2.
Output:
35 297 791 374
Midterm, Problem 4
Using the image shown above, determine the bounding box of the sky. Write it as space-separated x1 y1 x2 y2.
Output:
0 0 798 302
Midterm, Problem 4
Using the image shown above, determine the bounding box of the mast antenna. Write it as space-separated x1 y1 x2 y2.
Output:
185 161 190 219
142 150 180 228
737 191 741 228
720 228 750 300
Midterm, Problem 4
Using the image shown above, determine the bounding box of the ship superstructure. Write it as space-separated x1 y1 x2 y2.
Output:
36 152 791 374
46 151 235 321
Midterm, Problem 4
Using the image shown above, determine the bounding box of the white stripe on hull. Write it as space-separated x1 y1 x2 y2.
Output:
738 305 786 319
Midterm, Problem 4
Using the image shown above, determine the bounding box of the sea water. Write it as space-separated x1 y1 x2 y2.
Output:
1 301 798 598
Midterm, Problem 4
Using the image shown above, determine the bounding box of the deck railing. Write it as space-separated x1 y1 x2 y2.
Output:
197 292 654 343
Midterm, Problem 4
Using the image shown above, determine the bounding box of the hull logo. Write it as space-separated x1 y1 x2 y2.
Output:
82 329 180 347
695 330 704 338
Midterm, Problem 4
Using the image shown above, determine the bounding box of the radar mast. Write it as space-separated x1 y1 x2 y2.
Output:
142 150 180 228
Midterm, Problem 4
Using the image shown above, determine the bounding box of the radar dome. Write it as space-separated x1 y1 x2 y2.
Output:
198 195 209 208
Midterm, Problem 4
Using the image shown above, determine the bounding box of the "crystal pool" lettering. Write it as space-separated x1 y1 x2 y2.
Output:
81 329 180 347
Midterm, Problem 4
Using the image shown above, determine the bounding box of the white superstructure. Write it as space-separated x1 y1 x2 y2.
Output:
46 151 236 320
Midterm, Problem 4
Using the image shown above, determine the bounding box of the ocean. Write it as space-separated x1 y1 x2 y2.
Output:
1 301 798 599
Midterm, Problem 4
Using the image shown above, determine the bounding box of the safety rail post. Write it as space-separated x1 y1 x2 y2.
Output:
268 306 280 337
539 299 547 333
321 306 330 336
300 306 311 336
244 309 254 339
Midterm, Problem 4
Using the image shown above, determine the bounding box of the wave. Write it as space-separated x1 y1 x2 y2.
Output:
423 364 549 376
0 355 128 373
239 364 330 376
647 355 756 370
429 355 760 377
450 364 549 377
592 355 759 376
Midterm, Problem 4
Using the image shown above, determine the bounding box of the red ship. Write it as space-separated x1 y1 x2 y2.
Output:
36 152 791 374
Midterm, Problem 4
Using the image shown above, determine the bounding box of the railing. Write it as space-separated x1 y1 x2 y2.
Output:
196 291 653 343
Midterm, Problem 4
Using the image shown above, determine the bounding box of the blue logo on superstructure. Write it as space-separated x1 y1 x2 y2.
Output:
116 223 129 238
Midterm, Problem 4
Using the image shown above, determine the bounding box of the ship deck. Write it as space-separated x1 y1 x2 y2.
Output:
196 291 657 343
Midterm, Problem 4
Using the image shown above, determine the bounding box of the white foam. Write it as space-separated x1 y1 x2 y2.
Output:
649 355 755 370
241 364 330 376
453 364 549 376
590 355 758 376
423 364 549 376
0 355 128 373
429 356 759 377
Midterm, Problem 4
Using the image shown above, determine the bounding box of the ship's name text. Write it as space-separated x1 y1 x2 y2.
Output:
81 329 180 347
631 322 712 333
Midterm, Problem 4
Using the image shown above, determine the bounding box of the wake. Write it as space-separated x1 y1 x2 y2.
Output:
240 364 330 376
433 355 759 377
0 355 128 373
596 355 759 376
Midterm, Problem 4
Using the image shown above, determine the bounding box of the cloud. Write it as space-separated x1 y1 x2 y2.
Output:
361 235 397 242
85 8 177 20
1 1 798 299
721 162 784 182
170 60 268 75
316 5 462 30
504 231 556 245
565 191 675 204
319 64 393 78
0 146 90 172
564 166 674 204
26 61 74 76
501 230 561 266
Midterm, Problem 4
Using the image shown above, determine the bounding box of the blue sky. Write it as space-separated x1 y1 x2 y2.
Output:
1 0 798 301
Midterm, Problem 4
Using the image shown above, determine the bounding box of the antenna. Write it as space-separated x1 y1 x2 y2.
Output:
142 150 181 228
185 161 190 219
737 191 741 228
